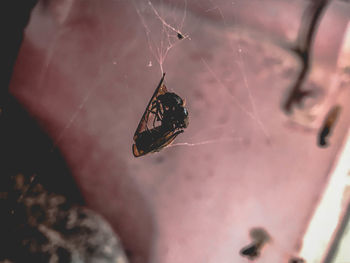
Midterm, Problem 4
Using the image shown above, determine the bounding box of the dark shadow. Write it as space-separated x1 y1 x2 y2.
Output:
1 1 84 260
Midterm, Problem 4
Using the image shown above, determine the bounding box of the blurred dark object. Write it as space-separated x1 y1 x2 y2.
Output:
239 228 271 260
1 0 38 98
318 105 341 147
240 243 260 260
289 257 305 263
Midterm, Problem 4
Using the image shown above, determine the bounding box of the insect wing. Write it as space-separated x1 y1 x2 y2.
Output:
132 130 182 157
153 130 183 152
133 73 168 141
132 143 143 157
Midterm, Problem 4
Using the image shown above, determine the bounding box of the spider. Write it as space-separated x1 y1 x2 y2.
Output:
177 33 184 40
132 73 189 157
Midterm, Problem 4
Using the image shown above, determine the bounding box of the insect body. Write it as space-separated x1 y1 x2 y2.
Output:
177 33 184 40
318 105 341 147
239 228 270 261
240 243 260 260
132 73 189 157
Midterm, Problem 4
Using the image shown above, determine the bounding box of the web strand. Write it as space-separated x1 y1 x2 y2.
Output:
133 0 189 74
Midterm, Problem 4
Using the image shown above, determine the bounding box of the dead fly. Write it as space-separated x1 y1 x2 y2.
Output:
132 73 189 157
318 105 341 147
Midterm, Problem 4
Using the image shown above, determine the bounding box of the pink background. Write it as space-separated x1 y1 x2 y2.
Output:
9 1 350 262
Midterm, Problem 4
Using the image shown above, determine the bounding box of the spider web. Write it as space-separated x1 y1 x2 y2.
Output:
50 0 340 153
20 2 350 262
133 0 189 74
131 0 270 150
49 0 271 152
204 0 270 140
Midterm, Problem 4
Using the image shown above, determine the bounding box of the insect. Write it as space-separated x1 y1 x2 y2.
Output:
239 228 270 260
240 243 261 260
132 73 189 157
318 105 341 147
177 32 184 40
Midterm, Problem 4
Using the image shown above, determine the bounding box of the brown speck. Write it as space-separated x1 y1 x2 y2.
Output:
15 174 25 190
289 257 305 263
318 105 341 147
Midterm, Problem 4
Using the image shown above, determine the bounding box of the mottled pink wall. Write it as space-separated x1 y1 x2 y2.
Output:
9 1 350 262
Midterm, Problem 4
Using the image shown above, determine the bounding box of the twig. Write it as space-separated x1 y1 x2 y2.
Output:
283 0 332 113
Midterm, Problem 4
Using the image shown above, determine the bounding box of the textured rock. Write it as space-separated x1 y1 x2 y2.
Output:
1 174 128 263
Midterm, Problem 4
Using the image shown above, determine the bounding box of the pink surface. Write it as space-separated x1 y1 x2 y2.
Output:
9 1 350 262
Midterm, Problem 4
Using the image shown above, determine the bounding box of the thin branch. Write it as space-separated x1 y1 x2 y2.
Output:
283 0 332 113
